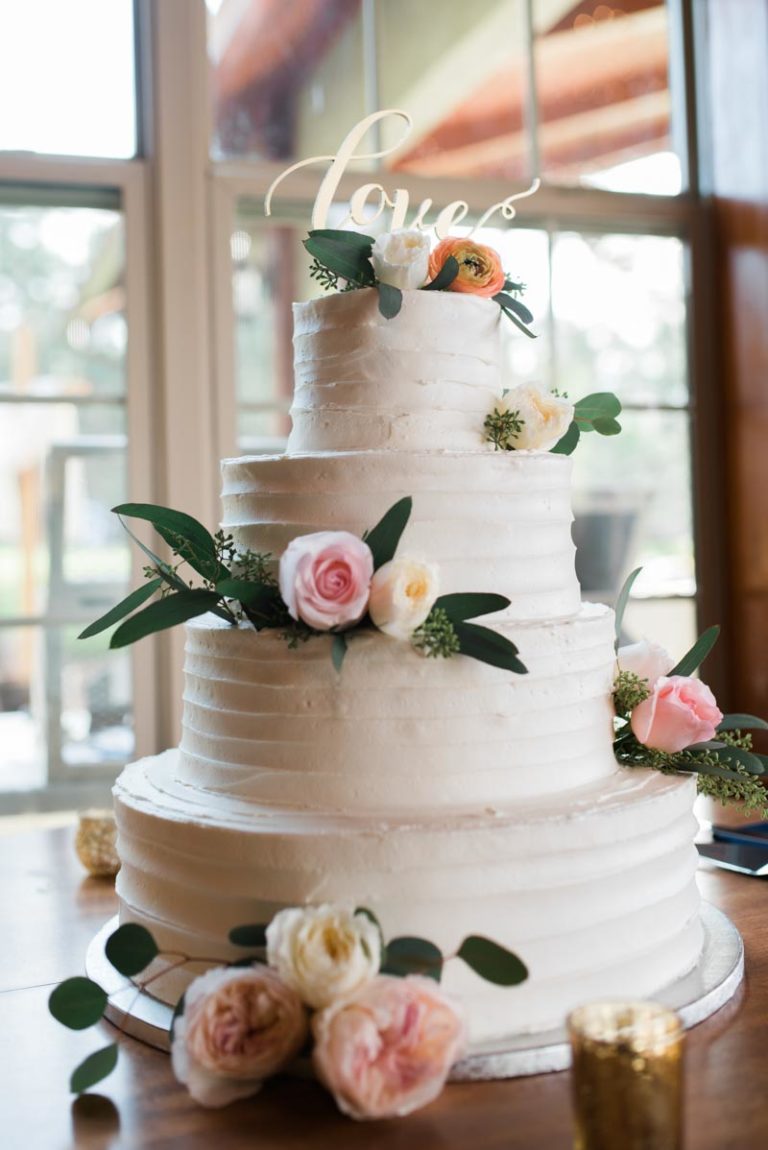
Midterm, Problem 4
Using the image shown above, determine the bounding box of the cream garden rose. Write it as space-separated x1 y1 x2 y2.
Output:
499 384 574 451
617 639 675 689
371 229 431 291
171 965 308 1108
368 557 439 640
266 904 381 1011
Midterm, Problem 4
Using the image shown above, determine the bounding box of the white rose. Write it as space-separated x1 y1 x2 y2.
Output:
266 905 381 1010
498 384 574 451
368 558 440 641
371 229 430 291
617 639 675 689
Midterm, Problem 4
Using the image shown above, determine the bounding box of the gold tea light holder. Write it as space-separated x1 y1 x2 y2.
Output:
75 809 120 878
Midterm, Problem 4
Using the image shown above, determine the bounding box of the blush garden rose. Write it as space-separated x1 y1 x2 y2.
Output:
312 974 467 1120
171 965 308 1108
428 237 505 297
279 530 374 631
266 905 381 1011
631 675 723 754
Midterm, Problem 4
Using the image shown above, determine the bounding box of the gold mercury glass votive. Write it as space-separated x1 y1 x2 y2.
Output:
75 809 121 877
567 1000 684 1150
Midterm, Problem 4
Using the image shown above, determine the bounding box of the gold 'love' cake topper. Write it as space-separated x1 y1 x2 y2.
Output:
264 109 539 239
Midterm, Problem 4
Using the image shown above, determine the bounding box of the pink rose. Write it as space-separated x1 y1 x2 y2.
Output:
171 965 308 1108
631 675 723 754
312 975 466 1120
279 531 373 631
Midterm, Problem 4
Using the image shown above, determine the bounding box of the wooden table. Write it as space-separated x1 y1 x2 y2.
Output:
1 825 766 1150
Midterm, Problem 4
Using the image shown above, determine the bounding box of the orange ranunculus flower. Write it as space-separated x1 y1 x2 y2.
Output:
427 237 505 297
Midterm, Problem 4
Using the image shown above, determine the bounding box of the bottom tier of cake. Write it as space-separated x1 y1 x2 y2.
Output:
114 751 703 1048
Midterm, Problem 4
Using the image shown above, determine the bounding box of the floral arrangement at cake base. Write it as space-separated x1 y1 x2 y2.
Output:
48 909 527 1120
612 569 768 813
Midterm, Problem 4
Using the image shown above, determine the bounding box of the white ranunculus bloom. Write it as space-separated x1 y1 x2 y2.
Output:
617 639 675 689
266 905 381 1010
371 229 431 291
498 384 574 452
368 558 440 641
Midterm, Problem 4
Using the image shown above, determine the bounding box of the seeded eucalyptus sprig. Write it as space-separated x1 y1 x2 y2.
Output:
413 607 461 658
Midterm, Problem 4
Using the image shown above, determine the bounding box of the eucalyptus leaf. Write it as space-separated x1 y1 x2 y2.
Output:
78 578 163 640
669 625 721 677
550 421 581 456
498 303 536 338
377 282 403 319
381 937 443 982
454 622 528 674
49 977 107 1030
717 713 768 731
118 518 188 593
216 579 279 611
433 593 510 622
307 228 376 251
614 567 643 644
715 745 766 776
104 923 160 977
422 255 459 291
331 632 348 672
70 1043 119 1095
228 923 269 948
363 497 413 570
493 292 534 325
687 760 754 784
110 590 223 649
113 503 226 582
592 416 622 436
457 936 528 987
574 393 622 423
304 235 375 286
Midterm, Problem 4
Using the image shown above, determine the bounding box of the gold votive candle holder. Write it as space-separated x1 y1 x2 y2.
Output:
568 1000 684 1150
75 809 120 877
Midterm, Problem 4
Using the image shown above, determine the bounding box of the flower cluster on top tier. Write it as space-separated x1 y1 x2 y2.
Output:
612 570 768 814
79 497 526 675
49 907 528 1119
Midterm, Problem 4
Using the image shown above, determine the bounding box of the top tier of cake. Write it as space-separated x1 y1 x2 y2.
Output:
289 288 501 454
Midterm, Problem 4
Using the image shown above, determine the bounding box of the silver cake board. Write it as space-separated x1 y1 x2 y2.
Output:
86 902 743 1081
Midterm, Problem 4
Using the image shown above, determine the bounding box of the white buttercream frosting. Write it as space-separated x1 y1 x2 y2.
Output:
177 606 618 814
114 752 701 1045
221 450 580 623
289 290 502 453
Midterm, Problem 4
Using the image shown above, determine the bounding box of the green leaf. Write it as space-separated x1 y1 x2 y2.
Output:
717 713 768 731
78 578 163 640
228 923 269 948
110 590 223 649
614 567 643 644
216 579 278 611
422 255 459 291
550 421 580 455
433 593 510 623
592 416 622 436
113 503 227 582
686 760 754 784
70 1044 119 1095
118 519 188 593
104 923 160 977
331 632 348 672
457 936 529 987
381 937 443 982
363 497 413 570
307 228 376 251
170 992 186 1040
669 624 721 677
354 906 383 936
493 292 534 325
49 978 107 1030
715 745 766 776
497 303 536 338
377 282 403 319
304 235 375 286
454 622 528 674
574 393 622 423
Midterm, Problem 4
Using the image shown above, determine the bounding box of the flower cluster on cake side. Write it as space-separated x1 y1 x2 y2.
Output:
49 909 527 1118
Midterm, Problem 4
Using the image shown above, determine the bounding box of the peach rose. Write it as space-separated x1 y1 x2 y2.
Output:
171 965 308 1108
631 675 723 754
368 558 440 641
312 975 466 1120
617 639 674 690
279 530 373 631
428 237 505 297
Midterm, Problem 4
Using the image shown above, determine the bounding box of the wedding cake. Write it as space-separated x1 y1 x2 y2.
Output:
112 282 703 1050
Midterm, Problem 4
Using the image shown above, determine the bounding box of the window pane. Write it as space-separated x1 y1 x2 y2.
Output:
0 0 136 158
534 1 682 194
376 0 529 182
0 626 45 789
551 232 688 408
209 0 365 161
